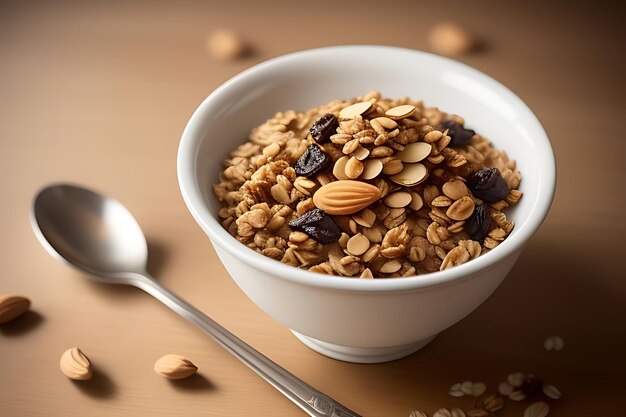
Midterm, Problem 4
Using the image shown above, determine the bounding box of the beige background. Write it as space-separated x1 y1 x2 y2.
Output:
1 1 624 416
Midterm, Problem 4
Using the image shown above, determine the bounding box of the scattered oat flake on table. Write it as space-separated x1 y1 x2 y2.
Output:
471 382 486 396
428 22 476 56
408 411 428 417
206 29 248 61
544 335 564 351
524 401 550 417
507 371 525 387
542 384 562 399
433 408 452 417
497 381 514 396
450 408 466 417
448 382 465 397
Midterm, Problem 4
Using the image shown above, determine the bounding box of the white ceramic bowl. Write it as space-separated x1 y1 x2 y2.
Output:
177 46 556 363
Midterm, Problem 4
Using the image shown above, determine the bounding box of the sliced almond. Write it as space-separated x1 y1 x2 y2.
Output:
360 159 383 180
353 146 370 160
385 104 416 119
369 118 385 135
389 163 428 186
347 233 370 256
353 208 376 227
409 192 424 211
374 117 398 129
345 156 364 179
333 156 349 180
380 260 402 273
396 142 432 163
442 180 469 200
384 191 412 208
342 138 360 155
339 101 372 119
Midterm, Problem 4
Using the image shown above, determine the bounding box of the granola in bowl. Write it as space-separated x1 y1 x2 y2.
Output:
213 92 522 278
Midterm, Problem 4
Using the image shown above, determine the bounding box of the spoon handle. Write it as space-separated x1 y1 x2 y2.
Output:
133 273 361 417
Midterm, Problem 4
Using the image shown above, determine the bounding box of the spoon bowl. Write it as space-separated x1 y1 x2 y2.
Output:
32 184 148 280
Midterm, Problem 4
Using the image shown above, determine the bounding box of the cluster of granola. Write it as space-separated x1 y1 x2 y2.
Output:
213 92 521 278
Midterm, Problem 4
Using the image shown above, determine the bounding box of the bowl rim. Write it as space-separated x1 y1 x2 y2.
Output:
177 45 556 293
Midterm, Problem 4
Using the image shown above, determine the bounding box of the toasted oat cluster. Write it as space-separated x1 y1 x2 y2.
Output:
213 92 522 278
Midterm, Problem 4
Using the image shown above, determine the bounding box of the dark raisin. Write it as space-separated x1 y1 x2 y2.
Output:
465 204 491 242
309 113 338 144
289 208 341 244
294 144 331 178
467 168 510 203
438 120 476 147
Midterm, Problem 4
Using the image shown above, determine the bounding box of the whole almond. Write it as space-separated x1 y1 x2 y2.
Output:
313 180 382 215
60 347 92 380
0 295 31 324
154 354 198 380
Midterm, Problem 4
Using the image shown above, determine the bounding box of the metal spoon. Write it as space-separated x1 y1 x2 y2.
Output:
31 184 360 417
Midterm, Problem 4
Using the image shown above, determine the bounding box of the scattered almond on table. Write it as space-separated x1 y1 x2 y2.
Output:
206 29 248 61
524 401 550 417
0 294 31 324
59 347 93 380
154 354 198 380
428 22 476 56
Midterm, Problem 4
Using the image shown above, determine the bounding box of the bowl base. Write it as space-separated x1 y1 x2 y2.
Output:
291 331 437 363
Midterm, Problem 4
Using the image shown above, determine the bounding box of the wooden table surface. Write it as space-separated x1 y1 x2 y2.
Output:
1 1 624 416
